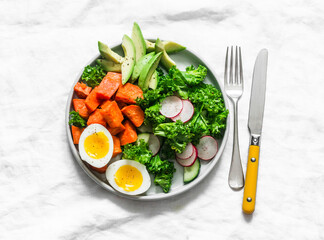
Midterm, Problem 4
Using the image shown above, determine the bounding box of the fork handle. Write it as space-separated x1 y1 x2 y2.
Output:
228 100 244 190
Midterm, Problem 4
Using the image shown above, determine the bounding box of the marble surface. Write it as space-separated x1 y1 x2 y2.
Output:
1 0 324 239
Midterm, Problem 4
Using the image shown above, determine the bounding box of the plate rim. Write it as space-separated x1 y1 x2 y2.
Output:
65 42 230 201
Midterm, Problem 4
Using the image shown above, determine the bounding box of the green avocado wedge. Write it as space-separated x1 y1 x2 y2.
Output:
121 35 136 84
148 70 158 89
138 52 162 90
98 41 124 64
146 39 186 54
96 59 121 72
145 40 155 53
155 38 176 70
132 22 146 62
163 41 186 54
131 52 155 82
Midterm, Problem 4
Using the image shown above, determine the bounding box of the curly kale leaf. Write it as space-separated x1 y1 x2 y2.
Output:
81 64 106 88
122 140 153 165
69 111 86 128
175 65 207 86
154 121 191 153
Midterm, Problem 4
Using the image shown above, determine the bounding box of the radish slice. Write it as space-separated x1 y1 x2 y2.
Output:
196 136 218 161
171 100 194 123
176 146 197 167
148 134 160 156
160 96 183 118
175 142 194 160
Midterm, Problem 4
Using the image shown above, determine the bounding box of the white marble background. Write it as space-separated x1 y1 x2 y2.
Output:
1 0 324 239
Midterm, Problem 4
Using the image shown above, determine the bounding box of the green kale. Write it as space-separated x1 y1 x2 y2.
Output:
154 121 192 153
144 104 167 127
69 111 86 128
122 140 152 165
180 65 207 86
188 83 228 138
81 64 106 88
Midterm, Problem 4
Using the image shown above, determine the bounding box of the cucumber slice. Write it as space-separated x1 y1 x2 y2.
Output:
184 159 201 184
137 124 153 133
136 133 150 145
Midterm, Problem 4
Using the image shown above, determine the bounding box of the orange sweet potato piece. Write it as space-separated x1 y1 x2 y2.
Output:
115 83 143 104
89 164 108 174
118 120 137 146
101 101 124 128
112 136 122 157
74 82 92 99
99 99 112 109
107 124 125 136
71 125 84 144
96 72 122 100
87 109 106 126
116 101 127 110
121 105 144 127
85 87 101 113
73 99 90 119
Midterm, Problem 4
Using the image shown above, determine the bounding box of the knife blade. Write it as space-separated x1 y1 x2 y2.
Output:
242 49 268 214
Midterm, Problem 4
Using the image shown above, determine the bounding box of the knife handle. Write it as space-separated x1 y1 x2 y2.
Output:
242 145 260 214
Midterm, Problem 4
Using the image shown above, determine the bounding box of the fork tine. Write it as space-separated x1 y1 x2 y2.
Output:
224 47 229 85
235 46 238 84
229 46 233 84
239 47 243 85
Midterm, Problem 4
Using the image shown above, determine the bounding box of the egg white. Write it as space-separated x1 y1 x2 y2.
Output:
78 124 114 168
106 159 151 195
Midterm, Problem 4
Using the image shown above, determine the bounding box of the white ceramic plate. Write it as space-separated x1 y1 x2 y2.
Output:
66 42 230 201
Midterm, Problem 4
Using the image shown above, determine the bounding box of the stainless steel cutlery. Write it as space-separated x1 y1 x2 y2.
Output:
224 46 245 190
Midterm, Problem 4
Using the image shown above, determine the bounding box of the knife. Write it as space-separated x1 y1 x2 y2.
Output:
242 49 268 214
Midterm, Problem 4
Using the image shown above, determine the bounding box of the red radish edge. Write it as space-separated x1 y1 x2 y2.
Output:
175 142 194 160
196 136 218 161
171 100 194 123
176 146 197 167
160 96 183 118
148 134 160 157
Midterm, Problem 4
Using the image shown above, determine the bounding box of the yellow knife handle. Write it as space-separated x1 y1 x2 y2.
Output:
242 145 260 214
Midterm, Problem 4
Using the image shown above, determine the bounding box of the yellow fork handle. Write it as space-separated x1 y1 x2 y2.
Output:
242 145 260 214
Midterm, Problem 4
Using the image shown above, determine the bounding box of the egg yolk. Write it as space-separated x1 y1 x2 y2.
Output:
114 165 143 192
84 132 109 159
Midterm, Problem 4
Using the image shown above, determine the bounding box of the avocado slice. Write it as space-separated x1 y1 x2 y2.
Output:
162 41 186 54
145 40 155 53
98 41 124 64
145 39 186 54
96 59 121 72
148 70 158 89
138 52 162 90
132 22 146 62
155 38 176 70
131 52 155 82
121 35 136 84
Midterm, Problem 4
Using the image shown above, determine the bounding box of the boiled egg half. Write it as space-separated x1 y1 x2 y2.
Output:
106 160 151 195
79 124 113 168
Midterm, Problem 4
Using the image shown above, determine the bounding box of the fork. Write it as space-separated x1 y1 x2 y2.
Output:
224 46 244 190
